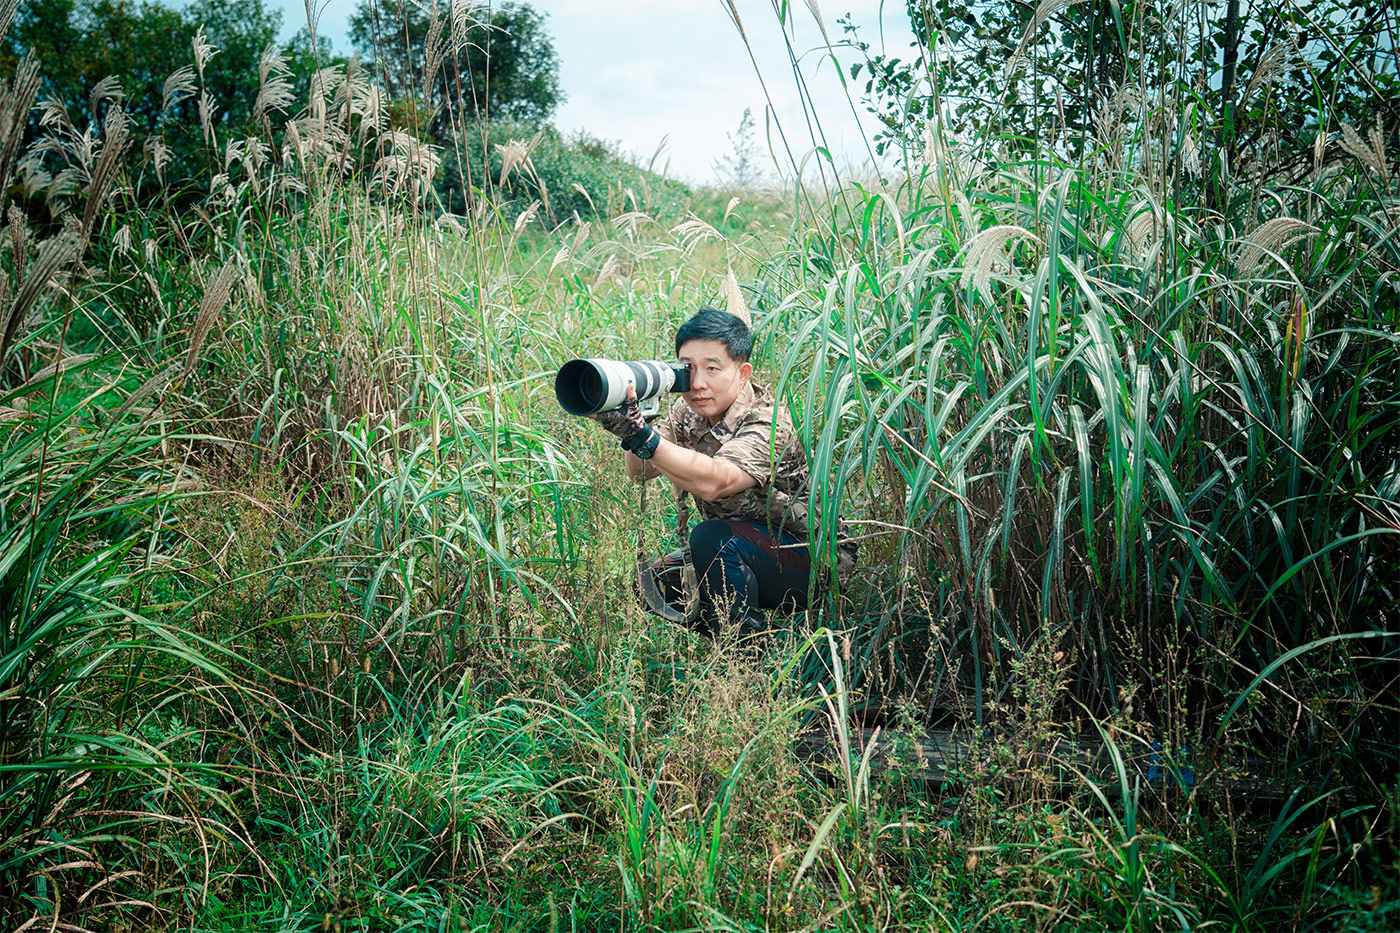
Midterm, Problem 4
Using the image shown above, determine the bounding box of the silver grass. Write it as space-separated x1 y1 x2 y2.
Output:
144 136 170 183
672 217 720 255
22 352 94 385
422 13 446 100
496 135 541 185
612 210 653 240
16 156 49 200
959 224 1040 299
113 360 179 421
192 27 219 81
721 0 746 40
570 218 591 255
594 253 625 289
340 67 384 137
1240 44 1288 111
81 106 130 247
0 0 19 40
46 166 81 203
333 55 358 130
513 200 541 236
0 228 80 367
163 65 197 115
241 136 270 173
136 268 164 321
435 214 468 236
1125 203 1165 255
1236 217 1318 276
804 0 831 45
184 262 238 379
307 64 344 123
8 205 26 282
1007 0 1089 74
1181 132 1201 177
353 83 387 136
571 182 597 214
87 76 124 118
1338 122 1383 177
722 270 751 327
34 96 74 134
372 131 441 201
0 54 42 188
1314 130 1331 175
1368 122 1391 186
254 44 295 122
281 120 306 170
272 173 305 199
198 90 217 147
548 245 571 274
449 0 483 50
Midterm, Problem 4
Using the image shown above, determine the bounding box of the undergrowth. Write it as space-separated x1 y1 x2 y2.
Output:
0 0 1396 929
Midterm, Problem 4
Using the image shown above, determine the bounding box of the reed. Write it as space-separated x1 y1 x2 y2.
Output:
0 0 1393 928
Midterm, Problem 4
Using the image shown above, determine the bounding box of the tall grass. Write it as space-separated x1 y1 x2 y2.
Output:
0 0 1395 929
741 0 1399 767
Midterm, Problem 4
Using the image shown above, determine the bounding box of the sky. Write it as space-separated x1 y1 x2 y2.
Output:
266 0 919 185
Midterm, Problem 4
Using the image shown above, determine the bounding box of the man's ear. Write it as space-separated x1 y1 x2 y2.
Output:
739 360 753 382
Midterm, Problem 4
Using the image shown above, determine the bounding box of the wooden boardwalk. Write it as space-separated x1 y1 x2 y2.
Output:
795 725 1335 802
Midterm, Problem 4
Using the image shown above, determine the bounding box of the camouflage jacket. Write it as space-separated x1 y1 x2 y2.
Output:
658 381 810 541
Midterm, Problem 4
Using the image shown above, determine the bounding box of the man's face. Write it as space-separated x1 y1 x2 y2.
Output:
678 339 752 425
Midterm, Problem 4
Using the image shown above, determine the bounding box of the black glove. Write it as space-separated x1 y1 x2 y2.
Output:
594 393 647 445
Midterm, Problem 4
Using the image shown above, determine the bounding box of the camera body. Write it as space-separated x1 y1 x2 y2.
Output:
555 358 691 418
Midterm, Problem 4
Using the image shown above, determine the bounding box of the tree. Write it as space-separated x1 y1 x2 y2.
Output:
845 0 1398 179
181 0 282 132
713 106 763 189
0 0 334 206
349 0 561 142
2 0 189 128
2 0 282 130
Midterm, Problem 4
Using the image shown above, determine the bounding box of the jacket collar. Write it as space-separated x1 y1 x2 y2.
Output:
709 380 761 439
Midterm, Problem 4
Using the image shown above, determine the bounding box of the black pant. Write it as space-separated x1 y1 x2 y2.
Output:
687 519 810 637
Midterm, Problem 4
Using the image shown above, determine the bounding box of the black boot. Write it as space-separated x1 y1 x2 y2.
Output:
731 603 773 659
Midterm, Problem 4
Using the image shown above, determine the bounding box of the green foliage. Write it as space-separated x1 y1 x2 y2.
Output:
2 0 282 129
763 152 1400 785
350 0 560 134
1 0 187 124
0 0 1396 927
846 0 1399 174
441 121 694 222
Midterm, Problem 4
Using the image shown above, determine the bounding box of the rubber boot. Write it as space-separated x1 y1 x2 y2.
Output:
731 564 770 655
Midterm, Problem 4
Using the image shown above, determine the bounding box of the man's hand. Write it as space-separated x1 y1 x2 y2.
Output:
593 385 647 445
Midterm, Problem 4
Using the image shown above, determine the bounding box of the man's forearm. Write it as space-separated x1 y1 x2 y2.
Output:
625 437 754 501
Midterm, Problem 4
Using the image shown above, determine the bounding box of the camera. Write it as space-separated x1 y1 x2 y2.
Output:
555 358 691 417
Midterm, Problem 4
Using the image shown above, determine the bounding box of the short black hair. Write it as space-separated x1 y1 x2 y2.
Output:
674 306 752 363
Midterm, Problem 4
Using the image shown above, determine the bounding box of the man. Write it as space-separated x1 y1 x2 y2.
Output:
595 307 811 639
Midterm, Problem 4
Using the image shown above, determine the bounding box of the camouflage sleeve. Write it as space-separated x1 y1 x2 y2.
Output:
713 413 792 485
